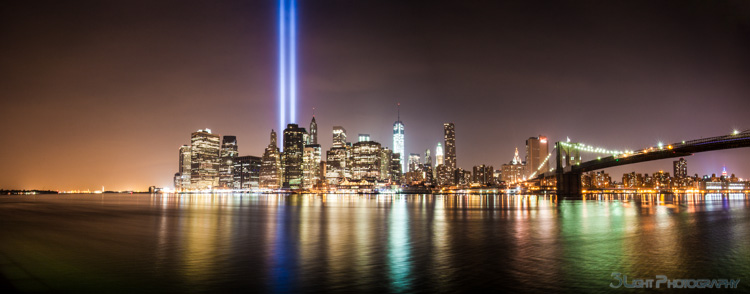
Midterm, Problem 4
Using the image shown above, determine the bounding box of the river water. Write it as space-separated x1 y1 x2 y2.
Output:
0 193 748 293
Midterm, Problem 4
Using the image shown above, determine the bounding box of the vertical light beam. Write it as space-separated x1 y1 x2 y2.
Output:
278 0 287 138
289 0 297 126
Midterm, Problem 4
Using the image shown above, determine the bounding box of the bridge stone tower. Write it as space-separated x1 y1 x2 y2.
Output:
555 141 582 196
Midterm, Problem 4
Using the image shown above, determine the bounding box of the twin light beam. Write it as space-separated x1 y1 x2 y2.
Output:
278 0 297 137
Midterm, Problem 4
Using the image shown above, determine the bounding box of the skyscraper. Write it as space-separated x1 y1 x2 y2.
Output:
309 116 318 145
436 142 444 166
408 153 421 172
303 143 322 189
282 123 307 189
351 140 382 180
219 135 238 189
177 145 191 191
525 136 548 178
325 146 348 186
444 123 456 169
393 104 405 173
260 130 282 189
233 155 261 190
673 158 687 178
358 134 370 142
190 129 221 190
501 148 525 184
424 149 432 167
332 126 347 148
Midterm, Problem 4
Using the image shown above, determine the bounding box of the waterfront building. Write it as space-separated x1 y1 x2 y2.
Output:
436 143 444 166
325 147 348 186
622 172 644 188
390 152 402 183
350 140 381 180
583 171 611 189
260 130 282 189
652 171 672 189
177 145 191 191
303 144 322 189
380 148 393 181
525 136 548 178
454 168 471 187
444 123 456 170
219 135 238 189
233 155 261 190
404 170 424 185
393 110 405 173
472 165 494 186
190 129 221 190
435 164 453 186
501 148 525 184
283 124 307 189
333 126 347 148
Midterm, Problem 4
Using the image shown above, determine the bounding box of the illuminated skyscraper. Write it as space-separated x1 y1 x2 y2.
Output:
444 123 456 170
233 155 261 190
260 130 282 189
351 141 381 180
393 105 405 173
358 134 370 142
190 129 221 190
473 165 494 186
333 126 347 147
219 135 238 189
501 148 525 184
436 142 444 166
308 116 317 145
525 136 548 178
282 123 307 189
303 143 322 189
673 158 687 178
177 145 191 191
325 146 348 186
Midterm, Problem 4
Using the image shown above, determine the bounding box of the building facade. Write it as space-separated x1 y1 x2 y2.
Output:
525 136 548 178
219 135 238 189
190 129 221 191
282 124 307 189
233 155 261 190
260 130 282 189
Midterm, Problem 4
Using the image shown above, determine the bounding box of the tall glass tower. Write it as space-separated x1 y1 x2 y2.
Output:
393 105 405 173
444 123 456 170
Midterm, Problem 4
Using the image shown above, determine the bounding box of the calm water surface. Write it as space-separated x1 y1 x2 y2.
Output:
0 193 748 293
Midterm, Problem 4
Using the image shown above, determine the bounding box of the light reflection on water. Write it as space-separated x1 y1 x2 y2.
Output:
0 193 748 293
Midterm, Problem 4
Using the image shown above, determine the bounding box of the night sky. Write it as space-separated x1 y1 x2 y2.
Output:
2 0 749 190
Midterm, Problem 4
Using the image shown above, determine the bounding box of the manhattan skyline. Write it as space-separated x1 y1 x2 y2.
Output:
2 0 749 190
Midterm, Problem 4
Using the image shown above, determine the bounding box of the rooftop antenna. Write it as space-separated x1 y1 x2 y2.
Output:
397 103 400 121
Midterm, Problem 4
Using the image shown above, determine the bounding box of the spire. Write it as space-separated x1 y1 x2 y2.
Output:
512 147 522 165
397 103 400 121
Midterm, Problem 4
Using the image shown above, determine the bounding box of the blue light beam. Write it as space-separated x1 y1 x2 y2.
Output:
278 0 297 142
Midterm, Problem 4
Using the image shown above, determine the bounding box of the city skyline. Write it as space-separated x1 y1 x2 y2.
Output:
2 0 749 190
